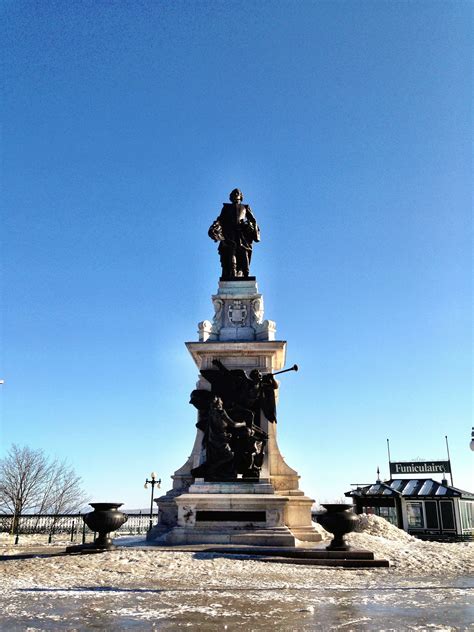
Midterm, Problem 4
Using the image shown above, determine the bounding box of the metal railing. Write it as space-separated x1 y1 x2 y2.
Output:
411 532 474 543
0 512 151 545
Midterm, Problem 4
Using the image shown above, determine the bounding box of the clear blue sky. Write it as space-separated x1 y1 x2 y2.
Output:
1 1 472 508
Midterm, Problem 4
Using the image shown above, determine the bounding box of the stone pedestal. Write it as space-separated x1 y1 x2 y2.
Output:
148 278 321 546
198 279 276 342
168 481 295 546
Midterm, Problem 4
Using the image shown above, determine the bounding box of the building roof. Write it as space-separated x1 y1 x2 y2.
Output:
345 478 474 500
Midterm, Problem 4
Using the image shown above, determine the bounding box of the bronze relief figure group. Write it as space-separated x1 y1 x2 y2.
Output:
190 360 278 482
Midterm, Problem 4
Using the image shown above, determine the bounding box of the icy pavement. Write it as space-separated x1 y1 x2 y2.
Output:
0 516 473 630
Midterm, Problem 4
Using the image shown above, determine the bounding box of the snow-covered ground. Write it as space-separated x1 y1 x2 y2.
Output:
1 516 473 630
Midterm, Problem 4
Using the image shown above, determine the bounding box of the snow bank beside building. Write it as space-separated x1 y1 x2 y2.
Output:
354 513 414 540
347 514 473 575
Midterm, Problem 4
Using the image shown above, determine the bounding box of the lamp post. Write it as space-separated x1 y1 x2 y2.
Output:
144 472 161 531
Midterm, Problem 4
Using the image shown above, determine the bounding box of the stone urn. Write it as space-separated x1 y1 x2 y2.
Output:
83 502 128 550
316 503 358 551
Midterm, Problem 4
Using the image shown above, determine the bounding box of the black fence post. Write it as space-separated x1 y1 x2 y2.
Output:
70 520 75 542
49 523 55 544
82 520 86 544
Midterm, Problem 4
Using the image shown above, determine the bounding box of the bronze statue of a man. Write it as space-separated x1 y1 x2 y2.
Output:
208 189 260 280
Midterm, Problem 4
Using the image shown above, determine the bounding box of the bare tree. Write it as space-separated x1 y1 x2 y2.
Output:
0 445 50 527
38 459 88 536
0 444 88 532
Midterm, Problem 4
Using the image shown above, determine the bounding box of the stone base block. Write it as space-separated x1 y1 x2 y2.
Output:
152 487 322 547
165 526 296 547
146 523 172 542
176 492 288 529
164 491 294 546
283 494 319 535
219 326 256 341
291 526 325 543
188 481 275 495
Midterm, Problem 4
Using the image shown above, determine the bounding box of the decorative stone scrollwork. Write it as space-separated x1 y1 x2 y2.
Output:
211 298 224 333
255 319 277 342
266 509 281 526
251 297 264 326
198 320 213 342
179 505 195 526
198 280 276 342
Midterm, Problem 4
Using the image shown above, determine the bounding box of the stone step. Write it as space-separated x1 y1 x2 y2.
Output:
200 546 376 560
143 544 390 568
196 545 389 567
257 556 390 568
163 526 297 547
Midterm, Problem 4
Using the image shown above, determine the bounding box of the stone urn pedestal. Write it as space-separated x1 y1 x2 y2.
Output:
316 503 358 551
67 502 128 554
84 503 128 550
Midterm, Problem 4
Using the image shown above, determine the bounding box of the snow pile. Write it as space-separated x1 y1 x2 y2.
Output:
346 514 473 574
310 520 331 539
313 511 414 543
354 513 414 541
349 528 473 574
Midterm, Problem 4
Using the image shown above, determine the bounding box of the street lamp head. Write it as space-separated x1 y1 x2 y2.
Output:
144 482 148 489
151 472 157 480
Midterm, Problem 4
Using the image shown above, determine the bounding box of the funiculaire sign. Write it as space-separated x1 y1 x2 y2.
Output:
389 461 451 475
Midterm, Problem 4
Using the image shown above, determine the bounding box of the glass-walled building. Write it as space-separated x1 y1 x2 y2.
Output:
345 478 474 541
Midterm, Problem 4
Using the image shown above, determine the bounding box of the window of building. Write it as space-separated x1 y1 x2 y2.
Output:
407 502 424 528
424 501 439 529
459 501 474 532
440 502 455 530
419 480 434 496
390 480 404 491
362 506 398 526
403 480 419 496
379 506 398 526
